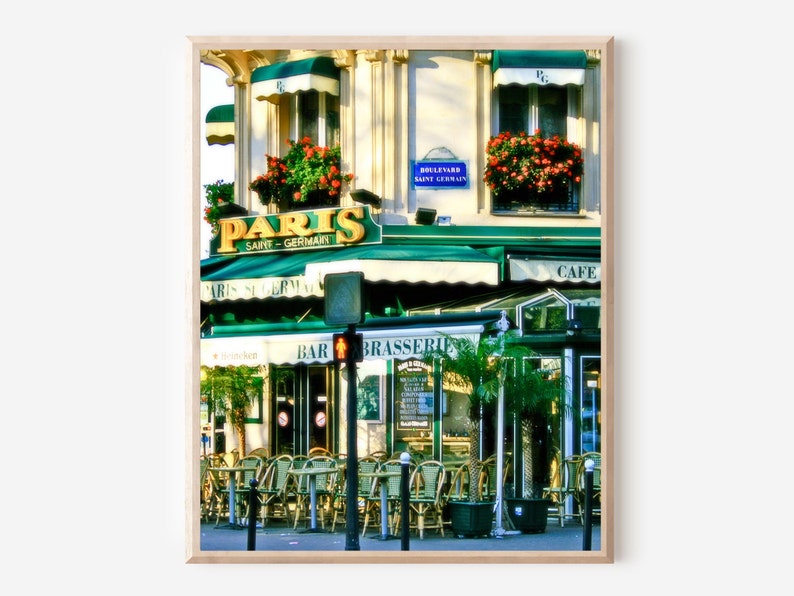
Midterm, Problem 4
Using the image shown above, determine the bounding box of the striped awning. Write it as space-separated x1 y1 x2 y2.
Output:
205 104 234 146
200 245 501 303
201 311 505 366
302 245 500 287
251 56 340 103
492 50 587 87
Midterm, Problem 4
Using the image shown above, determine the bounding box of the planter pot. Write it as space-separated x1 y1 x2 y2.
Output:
448 501 494 538
254 190 271 205
279 189 339 211
505 498 550 534
300 189 337 208
216 202 248 217
493 185 572 209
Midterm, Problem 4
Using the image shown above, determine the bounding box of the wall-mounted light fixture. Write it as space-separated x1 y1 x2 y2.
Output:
567 319 583 338
415 208 437 225
350 189 382 208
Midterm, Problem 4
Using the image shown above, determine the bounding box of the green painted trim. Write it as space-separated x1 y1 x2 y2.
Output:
206 310 506 338
381 225 600 247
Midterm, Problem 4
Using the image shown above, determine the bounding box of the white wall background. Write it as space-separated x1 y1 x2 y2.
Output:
4 1 791 592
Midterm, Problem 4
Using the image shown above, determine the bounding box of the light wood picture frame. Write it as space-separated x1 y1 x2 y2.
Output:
186 35 613 564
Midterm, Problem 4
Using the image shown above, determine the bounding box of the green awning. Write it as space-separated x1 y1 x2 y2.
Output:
201 252 326 302
205 104 234 146
302 245 500 287
202 251 319 281
492 50 587 87
200 245 501 303
251 56 340 103
201 310 507 366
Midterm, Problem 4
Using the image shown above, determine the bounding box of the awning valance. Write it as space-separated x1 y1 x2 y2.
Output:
251 56 340 103
200 244 501 302
509 257 600 284
303 245 500 287
201 311 506 366
201 252 325 302
492 50 587 87
205 104 234 146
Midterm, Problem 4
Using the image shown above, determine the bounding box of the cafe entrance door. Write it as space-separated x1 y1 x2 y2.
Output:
272 364 335 456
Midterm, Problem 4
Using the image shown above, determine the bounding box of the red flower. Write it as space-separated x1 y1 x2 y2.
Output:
483 130 584 198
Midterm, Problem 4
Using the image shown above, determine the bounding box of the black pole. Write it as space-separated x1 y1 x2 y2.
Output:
582 460 593 551
400 452 411 551
247 478 259 551
345 324 361 551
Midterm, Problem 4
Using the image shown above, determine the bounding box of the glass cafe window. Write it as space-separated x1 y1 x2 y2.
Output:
580 356 601 453
522 294 569 332
296 90 340 147
497 84 573 138
495 84 581 213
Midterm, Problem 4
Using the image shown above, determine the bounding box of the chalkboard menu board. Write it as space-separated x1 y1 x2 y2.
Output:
395 359 434 430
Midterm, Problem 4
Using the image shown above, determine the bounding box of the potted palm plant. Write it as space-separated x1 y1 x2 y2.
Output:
502 358 565 533
422 329 532 537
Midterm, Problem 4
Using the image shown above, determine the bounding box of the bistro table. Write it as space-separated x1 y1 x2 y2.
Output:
287 466 336 533
360 469 402 540
209 466 247 528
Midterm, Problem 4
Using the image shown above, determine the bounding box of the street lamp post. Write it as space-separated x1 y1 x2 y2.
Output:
493 310 510 536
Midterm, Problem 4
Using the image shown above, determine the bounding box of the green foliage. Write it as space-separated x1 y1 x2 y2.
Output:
422 332 533 501
483 129 584 199
203 179 235 232
248 155 290 206
249 137 354 207
422 334 507 415
200 365 263 455
504 358 567 498
423 332 567 500
503 359 563 422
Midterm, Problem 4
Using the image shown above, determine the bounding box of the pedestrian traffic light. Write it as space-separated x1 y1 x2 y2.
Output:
324 272 366 325
332 332 364 363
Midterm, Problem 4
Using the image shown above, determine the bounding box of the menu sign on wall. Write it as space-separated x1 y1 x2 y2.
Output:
395 359 434 430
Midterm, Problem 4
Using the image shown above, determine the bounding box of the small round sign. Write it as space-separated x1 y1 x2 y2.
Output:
278 411 289 427
315 411 326 428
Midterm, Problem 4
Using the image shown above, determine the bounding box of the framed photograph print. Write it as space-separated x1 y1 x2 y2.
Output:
187 35 614 564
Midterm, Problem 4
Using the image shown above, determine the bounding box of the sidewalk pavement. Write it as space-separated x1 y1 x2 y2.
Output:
199 516 601 553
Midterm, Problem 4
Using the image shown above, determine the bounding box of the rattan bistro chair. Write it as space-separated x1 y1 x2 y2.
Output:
247 447 269 460
220 455 263 524
476 453 511 502
258 454 293 527
545 454 582 527
406 460 447 539
290 455 338 530
542 449 566 526
361 458 413 536
578 452 601 523
447 461 470 499
332 455 379 532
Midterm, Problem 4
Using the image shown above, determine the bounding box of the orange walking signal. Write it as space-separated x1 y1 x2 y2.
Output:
332 332 364 363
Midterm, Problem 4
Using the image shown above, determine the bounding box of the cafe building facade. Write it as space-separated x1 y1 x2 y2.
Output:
198 44 605 492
